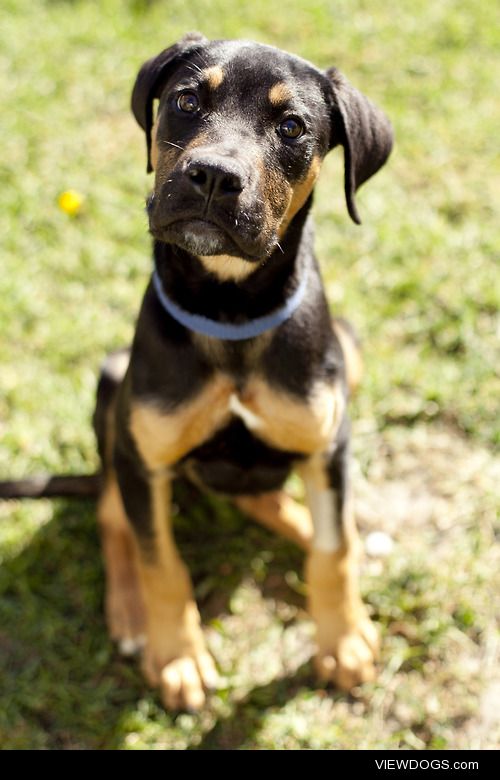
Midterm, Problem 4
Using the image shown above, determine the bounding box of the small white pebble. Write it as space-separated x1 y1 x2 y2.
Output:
365 531 394 558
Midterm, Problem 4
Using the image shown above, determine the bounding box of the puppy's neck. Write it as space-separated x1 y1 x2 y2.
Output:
153 199 315 325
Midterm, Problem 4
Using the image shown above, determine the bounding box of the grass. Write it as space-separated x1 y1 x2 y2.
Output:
1 0 499 750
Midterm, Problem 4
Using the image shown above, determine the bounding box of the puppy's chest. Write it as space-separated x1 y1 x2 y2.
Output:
129 372 344 472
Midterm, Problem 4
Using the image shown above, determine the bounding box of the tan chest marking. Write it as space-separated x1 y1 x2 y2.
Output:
130 375 344 472
231 378 345 454
130 376 234 471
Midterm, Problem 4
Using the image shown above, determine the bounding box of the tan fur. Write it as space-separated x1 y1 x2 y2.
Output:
306 546 379 690
130 374 345 473
203 65 224 90
261 163 292 222
97 477 146 645
268 82 294 105
197 253 258 282
234 491 312 550
150 117 159 171
233 377 345 455
259 155 321 242
135 471 217 710
97 370 146 648
279 156 321 237
130 375 235 471
332 319 363 395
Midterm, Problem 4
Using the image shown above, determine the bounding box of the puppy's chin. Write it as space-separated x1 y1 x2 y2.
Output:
170 219 228 255
151 218 272 262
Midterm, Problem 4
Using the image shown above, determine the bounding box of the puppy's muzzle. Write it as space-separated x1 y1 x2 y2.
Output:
149 146 272 259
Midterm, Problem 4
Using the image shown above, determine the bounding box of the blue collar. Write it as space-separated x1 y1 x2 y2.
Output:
152 264 308 341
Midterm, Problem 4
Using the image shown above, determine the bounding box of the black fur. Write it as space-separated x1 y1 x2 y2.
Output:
181 419 305 495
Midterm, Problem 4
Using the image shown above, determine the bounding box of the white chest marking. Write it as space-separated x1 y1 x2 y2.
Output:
229 393 263 431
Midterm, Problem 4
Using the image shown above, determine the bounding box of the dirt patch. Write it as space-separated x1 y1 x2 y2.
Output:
353 421 499 536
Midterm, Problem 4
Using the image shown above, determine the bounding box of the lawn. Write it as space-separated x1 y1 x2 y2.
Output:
0 0 498 750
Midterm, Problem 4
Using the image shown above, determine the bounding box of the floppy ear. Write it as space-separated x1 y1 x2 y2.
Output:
131 32 207 173
326 67 393 224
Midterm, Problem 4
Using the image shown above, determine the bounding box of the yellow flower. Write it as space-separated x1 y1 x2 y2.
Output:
58 190 84 216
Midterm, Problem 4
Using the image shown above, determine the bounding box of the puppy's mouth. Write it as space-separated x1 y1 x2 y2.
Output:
150 216 269 262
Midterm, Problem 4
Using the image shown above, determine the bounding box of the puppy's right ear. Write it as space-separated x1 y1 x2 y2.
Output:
131 32 207 173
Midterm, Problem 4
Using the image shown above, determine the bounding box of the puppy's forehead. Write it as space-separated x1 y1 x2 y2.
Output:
178 40 326 103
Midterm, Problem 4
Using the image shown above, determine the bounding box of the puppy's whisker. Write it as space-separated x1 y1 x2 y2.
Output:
179 57 203 73
162 140 185 151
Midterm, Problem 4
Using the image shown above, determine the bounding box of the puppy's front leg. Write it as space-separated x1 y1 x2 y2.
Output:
115 451 218 711
301 444 379 690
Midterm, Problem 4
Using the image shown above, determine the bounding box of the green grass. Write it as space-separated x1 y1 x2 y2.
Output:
1 0 499 750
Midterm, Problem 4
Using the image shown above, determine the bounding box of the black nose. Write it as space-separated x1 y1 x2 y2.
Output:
185 157 244 200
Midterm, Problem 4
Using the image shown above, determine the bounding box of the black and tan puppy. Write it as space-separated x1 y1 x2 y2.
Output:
3 33 393 711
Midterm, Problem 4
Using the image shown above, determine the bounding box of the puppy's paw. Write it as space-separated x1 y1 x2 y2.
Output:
315 615 379 691
306 548 379 692
143 648 219 711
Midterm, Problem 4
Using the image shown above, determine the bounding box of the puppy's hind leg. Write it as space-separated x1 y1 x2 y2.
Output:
233 491 312 551
97 477 146 654
94 348 146 655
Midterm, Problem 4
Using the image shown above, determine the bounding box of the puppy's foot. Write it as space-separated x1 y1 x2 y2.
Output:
306 549 379 692
141 601 219 711
314 615 379 691
143 646 219 711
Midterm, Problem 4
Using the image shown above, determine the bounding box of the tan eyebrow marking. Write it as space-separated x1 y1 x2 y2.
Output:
268 82 294 105
203 65 224 89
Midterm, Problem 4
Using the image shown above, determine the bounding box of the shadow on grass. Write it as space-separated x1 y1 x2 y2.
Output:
0 482 306 749
192 663 316 750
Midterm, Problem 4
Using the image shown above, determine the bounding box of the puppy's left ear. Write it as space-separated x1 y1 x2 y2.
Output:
131 32 207 172
325 67 393 224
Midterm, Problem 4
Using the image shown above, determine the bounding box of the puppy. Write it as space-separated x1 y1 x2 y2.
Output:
2 33 393 712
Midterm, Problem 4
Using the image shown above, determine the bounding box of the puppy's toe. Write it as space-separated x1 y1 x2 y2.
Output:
160 653 219 711
315 618 379 692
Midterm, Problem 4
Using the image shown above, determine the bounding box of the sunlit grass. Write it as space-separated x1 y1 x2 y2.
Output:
1 0 498 750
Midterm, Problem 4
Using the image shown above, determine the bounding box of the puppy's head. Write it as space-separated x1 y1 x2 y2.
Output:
132 33 393 267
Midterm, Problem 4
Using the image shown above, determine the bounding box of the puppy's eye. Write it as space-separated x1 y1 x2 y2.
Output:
278 117 304 140
176 91 200 113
